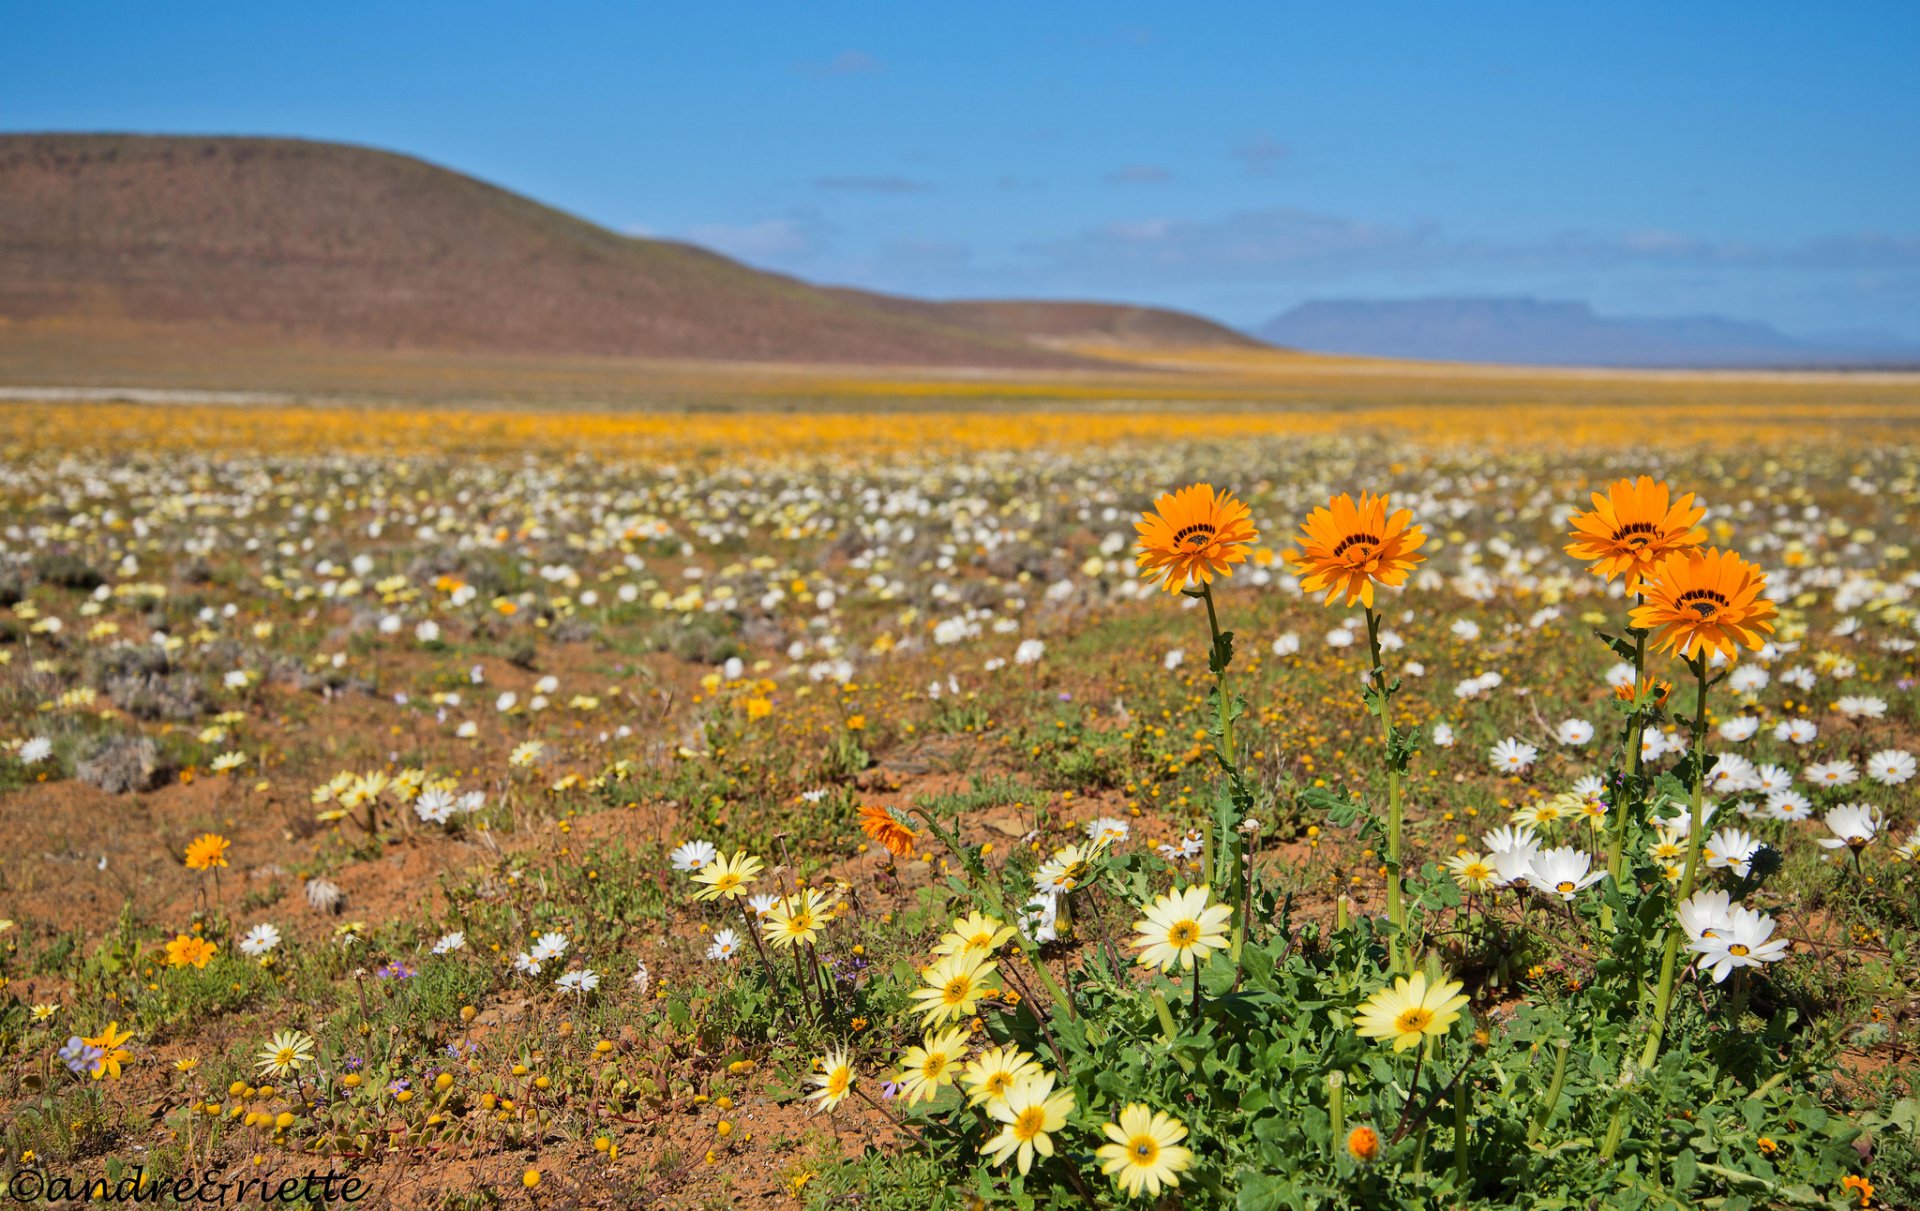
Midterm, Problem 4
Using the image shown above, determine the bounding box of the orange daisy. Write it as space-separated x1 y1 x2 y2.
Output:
858 805 917 859
1565 476 1706 592
164 934 218 969
1612 675 1673 708
183 833 230 871
1287 492 1426 609
1134 484 1259 594
1630 549 1777 662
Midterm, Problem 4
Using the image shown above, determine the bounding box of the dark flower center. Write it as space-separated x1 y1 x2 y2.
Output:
1677 587 1729 617
1333 532 1380 559
1173 522 1216 548
1612 520 1659 547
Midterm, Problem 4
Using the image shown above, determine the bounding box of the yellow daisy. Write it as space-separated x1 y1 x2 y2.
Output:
1130 885 1232 972
908 950 999 1027
1353 971 1470 1053
982 1072 1075 1175
692 850 764 901
1095 1103 1194 1198
895 1026 969 1107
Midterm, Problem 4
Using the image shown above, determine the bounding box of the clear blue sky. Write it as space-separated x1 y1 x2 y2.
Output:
8 2 1918 337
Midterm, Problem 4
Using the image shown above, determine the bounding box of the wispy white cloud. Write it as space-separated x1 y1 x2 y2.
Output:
1232 134 1289 176
682 215 831 263
1022 207 1920 285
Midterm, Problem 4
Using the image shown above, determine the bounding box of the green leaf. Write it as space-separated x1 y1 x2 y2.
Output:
1674 1148 1698 1189
1234 1171 1295 1211
1209 628 1236 675
1592 627 1640 662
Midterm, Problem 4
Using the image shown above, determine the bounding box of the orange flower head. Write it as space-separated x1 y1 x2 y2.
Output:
1612 675 1673 709
1565 476 1706 592
858 805 917 859
1841 1175 1874 1208
1287 492 1426 609
1134 483 1259 594
165 934 218 969
184 833 231 872
1346 1125 1381 1162
1630 548 1777 662
83 1021 134 1080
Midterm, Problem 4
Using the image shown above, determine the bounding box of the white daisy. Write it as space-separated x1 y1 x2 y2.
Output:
1866 749 1915 786
1691 907 1790 983
1815 804 1884 853
414 788 457 825
1525 847 1604 900
1676 889 1735 942
1803 760 1858 788
1717 716 1759 743
1773 719 1817 745
1703 827 1762 877
555 969 600 995
1555 719 1594 747
1763 790 1812 822
671 840 718 873
1490 737 1538 774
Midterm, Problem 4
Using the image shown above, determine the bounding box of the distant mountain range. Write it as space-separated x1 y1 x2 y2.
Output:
1257 298 1920 369
0 133 1255 370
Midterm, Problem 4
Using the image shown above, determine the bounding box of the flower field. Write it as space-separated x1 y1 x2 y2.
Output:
1 393 1917 1208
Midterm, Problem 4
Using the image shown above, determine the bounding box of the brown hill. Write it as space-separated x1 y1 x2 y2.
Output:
0 133 1257 370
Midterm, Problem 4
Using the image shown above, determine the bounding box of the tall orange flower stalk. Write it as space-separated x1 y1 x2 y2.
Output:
1137 484 1259 963
1287 492 1425 973
184 832 231 915
1565 477 1706 893
1629 548 1776 1097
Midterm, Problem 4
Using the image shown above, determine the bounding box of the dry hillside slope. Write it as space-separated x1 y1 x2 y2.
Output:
0 133 1259 369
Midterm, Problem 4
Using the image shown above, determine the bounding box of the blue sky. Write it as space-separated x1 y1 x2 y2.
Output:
8 2 1919 336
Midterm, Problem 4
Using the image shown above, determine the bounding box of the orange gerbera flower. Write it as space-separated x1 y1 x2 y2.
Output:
1287 492 1426 608
1612 675 1673 708
1565 476 1706 592
1134 484 1259 594
1630 549 1777 661
858 805 917 858
164 934 217 969
183 833 230 871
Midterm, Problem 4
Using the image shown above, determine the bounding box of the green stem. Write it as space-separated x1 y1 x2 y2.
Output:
1639 653 1711 1072
1200 581 1235 768
1527 1039 1570 1145
1151 988 1178 1043
1366 606 1407 973
1453 1071 1470 1197
1606 653 1711 1161
1600 619 1648 935
1199 580 1248 973
1328 1071 1346 1154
